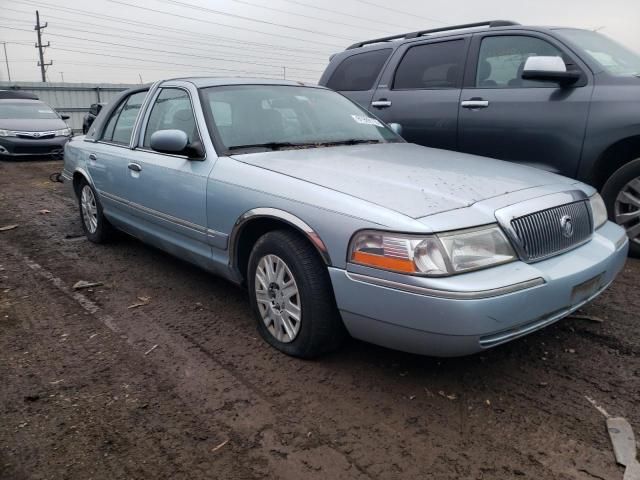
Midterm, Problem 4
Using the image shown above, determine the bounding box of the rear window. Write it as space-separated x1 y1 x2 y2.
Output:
326 49 391 91
393 40 466 90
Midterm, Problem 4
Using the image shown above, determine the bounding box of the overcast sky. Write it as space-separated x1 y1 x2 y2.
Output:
1 0 639 84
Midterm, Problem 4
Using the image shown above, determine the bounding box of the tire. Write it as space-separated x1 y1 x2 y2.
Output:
247 230 346 358
601 158 640 257
77 179 114 243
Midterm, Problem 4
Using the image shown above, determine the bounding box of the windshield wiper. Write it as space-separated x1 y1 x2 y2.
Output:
312 139 384 146
227 142 314 151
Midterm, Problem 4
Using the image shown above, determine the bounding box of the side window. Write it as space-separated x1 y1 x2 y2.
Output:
476 36 566 88
393 40 466 90
101 91 147 144
326 49 392 91
143 88 198 148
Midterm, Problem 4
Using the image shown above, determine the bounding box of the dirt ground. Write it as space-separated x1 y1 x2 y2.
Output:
0 159 638 480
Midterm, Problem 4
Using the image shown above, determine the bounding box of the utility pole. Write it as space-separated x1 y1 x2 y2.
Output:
1 42 10 82
34 10 52 82
59 71 64 82
282 66 286 80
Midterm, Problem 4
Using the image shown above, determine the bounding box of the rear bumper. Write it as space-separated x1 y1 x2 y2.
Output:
329 221 629 357
0 136 69 157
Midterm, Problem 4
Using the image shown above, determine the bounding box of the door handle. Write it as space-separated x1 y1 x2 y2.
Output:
88 153 97 161
371 99 392 108
127 163 142 172
461 100 489 109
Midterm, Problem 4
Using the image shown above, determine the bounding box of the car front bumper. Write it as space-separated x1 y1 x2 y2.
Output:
329 221 629 357
0 136 70 157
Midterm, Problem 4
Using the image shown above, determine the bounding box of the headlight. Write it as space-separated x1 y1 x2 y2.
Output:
589 193 608 229
54 127 72 136
0 129 16 137
349 225 517 276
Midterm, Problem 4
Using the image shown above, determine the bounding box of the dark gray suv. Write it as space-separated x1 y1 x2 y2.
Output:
319 20 640 256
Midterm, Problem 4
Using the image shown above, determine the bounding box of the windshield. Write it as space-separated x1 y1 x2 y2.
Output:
200 85 399 152
556 29 640 76
0 101 59 120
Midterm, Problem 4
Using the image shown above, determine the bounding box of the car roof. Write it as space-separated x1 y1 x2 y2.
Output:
0 90 39 100
341 21 573 52
0 98 45 104
161 77 325 89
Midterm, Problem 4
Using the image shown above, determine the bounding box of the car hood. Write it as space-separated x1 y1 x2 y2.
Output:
0 118 67 131
232 143 576 219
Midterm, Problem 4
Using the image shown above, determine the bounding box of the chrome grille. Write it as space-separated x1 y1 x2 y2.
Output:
511 201 593 261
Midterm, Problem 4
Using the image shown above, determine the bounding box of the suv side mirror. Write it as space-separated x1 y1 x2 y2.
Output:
388 123 403 137
149 129 204 159
521 56 581 86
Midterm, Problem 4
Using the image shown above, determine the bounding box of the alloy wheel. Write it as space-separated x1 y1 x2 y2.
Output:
81 185 98 234
615 176 640 246
254 254 301 343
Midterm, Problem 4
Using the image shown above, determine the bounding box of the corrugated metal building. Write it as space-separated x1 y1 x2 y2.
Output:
0 81 139 133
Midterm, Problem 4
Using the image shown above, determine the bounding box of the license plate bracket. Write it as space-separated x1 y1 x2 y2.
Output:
571 273 604 304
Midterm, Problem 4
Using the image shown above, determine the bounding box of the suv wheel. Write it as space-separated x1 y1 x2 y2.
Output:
78 179 114 243
247 230 345 358
602 158 640 257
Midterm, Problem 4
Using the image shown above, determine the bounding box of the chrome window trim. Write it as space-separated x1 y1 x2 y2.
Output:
495 190 592 262
135 85 207 161
346 271 545 300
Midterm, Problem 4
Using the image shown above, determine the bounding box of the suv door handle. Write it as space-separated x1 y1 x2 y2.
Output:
127 163 142 172
371 100 392 108
461 100 489 109
88 153 97 161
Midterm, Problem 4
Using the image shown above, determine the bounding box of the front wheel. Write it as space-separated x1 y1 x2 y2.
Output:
247 230 345 358
602 158 640 257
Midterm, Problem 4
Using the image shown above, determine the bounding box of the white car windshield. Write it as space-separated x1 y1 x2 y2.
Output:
557 29 640 76
200 85 400 152
0 101 59 120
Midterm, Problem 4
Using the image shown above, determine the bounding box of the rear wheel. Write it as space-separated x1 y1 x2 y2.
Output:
78 179 114 243
602 158 640 257
247 230 345 358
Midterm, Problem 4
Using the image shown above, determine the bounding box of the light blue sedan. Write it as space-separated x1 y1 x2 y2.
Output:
62 78 628 358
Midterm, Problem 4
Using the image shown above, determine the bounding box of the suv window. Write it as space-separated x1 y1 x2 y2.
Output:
393 40 466 90
326 49 391 91
143 88 198 148
476 35 566 88
101 91 147 144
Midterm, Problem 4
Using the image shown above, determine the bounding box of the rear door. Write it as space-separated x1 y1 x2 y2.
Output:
86 90 147 219
369 36 469 150
458 32 592 176
324 48 392 109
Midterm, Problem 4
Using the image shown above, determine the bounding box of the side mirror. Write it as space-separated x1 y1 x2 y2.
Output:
149 129 204 158
61 114 70 120
388 122 403 137
521 56 580 85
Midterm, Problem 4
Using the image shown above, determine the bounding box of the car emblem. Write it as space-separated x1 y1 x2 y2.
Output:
32 132 41 137
560 215 574 238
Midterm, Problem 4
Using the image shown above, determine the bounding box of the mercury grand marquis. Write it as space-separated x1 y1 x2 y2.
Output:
62 78 628 358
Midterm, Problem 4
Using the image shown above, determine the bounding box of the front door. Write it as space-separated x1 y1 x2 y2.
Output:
370 37 469 150
124 86 213 266
458 32 593 177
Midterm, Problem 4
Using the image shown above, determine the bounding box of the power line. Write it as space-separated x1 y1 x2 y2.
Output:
150 0 359 41
11 0 342 51
1 15 328 64
276 0 420 30
222 0 391 34
0 25 324 73
352 0 447 25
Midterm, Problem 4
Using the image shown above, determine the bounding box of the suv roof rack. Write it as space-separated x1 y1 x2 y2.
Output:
346 20 520 50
